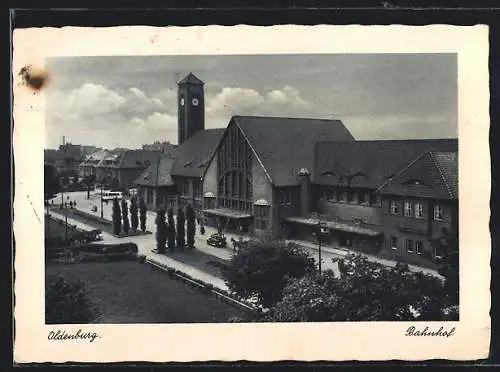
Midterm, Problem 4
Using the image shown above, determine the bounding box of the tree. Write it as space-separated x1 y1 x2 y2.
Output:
432 232 459 316
264 254 451 322
139 197 147 232
44 164 59 201
155 207 167 253
186 204 196 249
167 208 176 252
45 276 101 324
121 199 130 234
176 207 186 251
112 197 122 235
130 197 139 232
224 241 316 308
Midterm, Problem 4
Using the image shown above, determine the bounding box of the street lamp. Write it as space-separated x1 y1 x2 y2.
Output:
100 181 104 219
315 221 327 275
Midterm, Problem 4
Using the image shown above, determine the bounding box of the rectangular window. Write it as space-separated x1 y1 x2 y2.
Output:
339 190 347 203
347 190 356 203
254 205 269 230
414 202 424 219
358 191 367 204
404 201 413 217
327 188 336 202
416 241 424 255
390 200 399 215
320 188 327 200
406 239 414 253
390 236 398 250
433 204 444 221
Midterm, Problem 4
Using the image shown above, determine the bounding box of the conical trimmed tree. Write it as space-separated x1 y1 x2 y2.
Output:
186 204 196 249
176 207 185 251
112 197 122 235
121 199 130 234
130 197 139 232
167 208 176 252
139 197 147 232
155 207 167 253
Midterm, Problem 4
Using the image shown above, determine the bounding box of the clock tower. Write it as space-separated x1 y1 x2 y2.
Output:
177 72 205 145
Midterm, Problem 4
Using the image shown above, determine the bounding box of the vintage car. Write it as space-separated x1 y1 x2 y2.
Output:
207 233 227 248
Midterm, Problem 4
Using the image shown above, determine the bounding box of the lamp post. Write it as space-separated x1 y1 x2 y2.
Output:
65 195 69 244
316 221 326 276
100 181 104 219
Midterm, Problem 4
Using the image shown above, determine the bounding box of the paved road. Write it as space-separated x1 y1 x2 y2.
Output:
50 191 350 276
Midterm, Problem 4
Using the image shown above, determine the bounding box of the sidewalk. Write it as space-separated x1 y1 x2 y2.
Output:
286 238 443 278
49 210 229 292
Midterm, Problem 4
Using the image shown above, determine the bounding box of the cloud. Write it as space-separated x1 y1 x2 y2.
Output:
46 83 179 148
205 85 312 120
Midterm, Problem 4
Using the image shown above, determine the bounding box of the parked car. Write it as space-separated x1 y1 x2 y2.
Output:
207 233 227 248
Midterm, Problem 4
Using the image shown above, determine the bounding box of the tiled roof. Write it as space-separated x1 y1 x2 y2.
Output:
376 150 458 200
171 129 225 178
81 149 110 165
233 115 355 186
114 149 162 169
314 139 458 189
178 72 204 85
134 153 175 187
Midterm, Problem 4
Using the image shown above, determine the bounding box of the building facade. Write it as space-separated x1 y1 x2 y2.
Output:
133 72 458 268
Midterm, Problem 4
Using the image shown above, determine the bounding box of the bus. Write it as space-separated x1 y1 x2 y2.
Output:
101 191 123 201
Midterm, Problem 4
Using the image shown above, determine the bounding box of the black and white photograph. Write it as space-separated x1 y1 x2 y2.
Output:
13 25 490 362
42 53 459 324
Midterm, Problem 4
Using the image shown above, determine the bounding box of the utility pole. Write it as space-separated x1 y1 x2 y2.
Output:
64 196 69 244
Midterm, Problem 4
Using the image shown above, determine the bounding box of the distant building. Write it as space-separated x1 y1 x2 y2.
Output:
134 72 458 268
79 149 112 179
142 141 177 155
96 149 161 189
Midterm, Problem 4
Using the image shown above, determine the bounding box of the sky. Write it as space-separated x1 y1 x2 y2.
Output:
44 53 457 149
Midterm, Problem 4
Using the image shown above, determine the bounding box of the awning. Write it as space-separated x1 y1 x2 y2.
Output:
203 208 253 219
285 216 382 237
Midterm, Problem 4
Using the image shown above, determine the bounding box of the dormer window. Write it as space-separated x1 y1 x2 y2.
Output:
402 179 428 186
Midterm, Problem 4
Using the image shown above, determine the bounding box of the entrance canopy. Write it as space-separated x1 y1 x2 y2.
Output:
285 216 382 237
203 208 253 219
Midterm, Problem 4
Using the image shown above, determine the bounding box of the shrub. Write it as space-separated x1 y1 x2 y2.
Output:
155 207 167 253
129 197 139 232
139 197 147 232
121 199 130 234
167 208 176 252
264 254 451 322
176 207 185 251
186 204 196 249
112 198 122 235
45 276 101 324
224 241 316 307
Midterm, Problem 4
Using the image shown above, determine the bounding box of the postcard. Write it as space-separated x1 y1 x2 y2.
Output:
13 24 491 362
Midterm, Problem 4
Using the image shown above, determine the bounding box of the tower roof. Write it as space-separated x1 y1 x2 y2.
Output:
177 72 204 85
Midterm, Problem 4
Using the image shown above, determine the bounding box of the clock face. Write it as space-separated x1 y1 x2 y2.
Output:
192 98 199 106
180 97 185 106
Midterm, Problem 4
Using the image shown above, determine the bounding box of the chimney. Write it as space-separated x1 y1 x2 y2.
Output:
297 168 311 217
62 136 66 146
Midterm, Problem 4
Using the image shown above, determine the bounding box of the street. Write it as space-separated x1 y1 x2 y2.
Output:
48 191 342 276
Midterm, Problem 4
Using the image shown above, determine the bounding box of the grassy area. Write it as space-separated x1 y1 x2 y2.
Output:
46 260 246 323
45 215 83 240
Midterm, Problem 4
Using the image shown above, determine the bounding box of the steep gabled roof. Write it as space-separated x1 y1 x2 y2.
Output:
376 150 458 200
232 115 355 186
112 149 162 169
178 72 204 85
314 139 458 189
171 129 225 178
134 153 175 187
81 149 110 164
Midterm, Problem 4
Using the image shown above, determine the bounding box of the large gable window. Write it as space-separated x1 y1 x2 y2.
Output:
217 123 253 212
